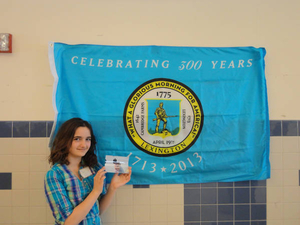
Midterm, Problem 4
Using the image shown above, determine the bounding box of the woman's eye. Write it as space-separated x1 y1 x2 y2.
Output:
87 138 92 141
74 138 80 141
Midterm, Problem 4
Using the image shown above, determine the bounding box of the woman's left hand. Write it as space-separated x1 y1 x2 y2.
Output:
110 167 132 190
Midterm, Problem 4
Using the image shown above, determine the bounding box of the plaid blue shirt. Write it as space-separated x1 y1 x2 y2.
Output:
44 163 106 225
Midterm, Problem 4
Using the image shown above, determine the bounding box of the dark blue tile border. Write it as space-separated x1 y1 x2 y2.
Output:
0 121 54 138
270 120 281 136
0 173 12 190
0 121 12 137
1 120 300 138
30 121 46 137
282 120 297 136
132 185 150 188
13 121 29 137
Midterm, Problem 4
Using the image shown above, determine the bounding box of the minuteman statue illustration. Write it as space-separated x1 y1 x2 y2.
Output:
152 102 179 134
153 102 167 133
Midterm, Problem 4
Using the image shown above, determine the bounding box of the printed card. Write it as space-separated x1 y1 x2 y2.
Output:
105 155 129 174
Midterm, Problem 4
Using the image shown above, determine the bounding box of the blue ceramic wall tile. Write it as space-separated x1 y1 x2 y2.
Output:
218 188 233 204
201 182 217 187
219 222 233 225
218 205 233 221
184 223 200 225
251 205 266 220
47 121 54 137
251 188 266 203
0 173 12 189
235 188 250 204
218 182 233 187
184 183 200 188
235 181 250 187
0 121 12 137
251 222 266 225
270 120 281 136
201 188 217 204
201 205 217 221
30 121 46 137
282 120 297 136
235 222 250 225
13 121 29 137
251 180 266 187
202 222 217 225
184 206 200 222
184 189 200 204
133 185 149 188
235 205 250 220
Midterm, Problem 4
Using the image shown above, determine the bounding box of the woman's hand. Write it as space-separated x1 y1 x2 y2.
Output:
109 167 132 190
93 167 106 195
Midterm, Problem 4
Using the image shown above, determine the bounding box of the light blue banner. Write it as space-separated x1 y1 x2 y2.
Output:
49 42 270 184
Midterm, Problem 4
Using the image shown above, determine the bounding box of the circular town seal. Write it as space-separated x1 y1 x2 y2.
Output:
124 78 204 157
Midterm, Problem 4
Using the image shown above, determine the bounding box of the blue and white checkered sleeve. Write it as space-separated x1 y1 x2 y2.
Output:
44 170 74 223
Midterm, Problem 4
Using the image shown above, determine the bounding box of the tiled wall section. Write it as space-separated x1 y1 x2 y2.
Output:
0 121 53 138
0 120 299 225
184 181 267 225
268 121 300 225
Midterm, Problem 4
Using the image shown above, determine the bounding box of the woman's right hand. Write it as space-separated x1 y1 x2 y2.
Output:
93 167 106 195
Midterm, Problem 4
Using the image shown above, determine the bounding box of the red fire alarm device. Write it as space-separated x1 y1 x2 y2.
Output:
0 33 12 53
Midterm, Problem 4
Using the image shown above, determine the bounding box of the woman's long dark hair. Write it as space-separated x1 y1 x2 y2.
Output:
49 118 98 167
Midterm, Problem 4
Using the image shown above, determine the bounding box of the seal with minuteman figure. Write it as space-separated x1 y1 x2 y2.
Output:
124 78 204 157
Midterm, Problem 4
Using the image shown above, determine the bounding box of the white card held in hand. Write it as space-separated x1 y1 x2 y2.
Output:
105 155 129 173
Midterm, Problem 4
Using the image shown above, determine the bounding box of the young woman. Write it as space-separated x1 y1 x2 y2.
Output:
44 118 131 225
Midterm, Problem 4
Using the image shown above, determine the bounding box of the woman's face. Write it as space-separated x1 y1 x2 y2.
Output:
68 126 92 160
